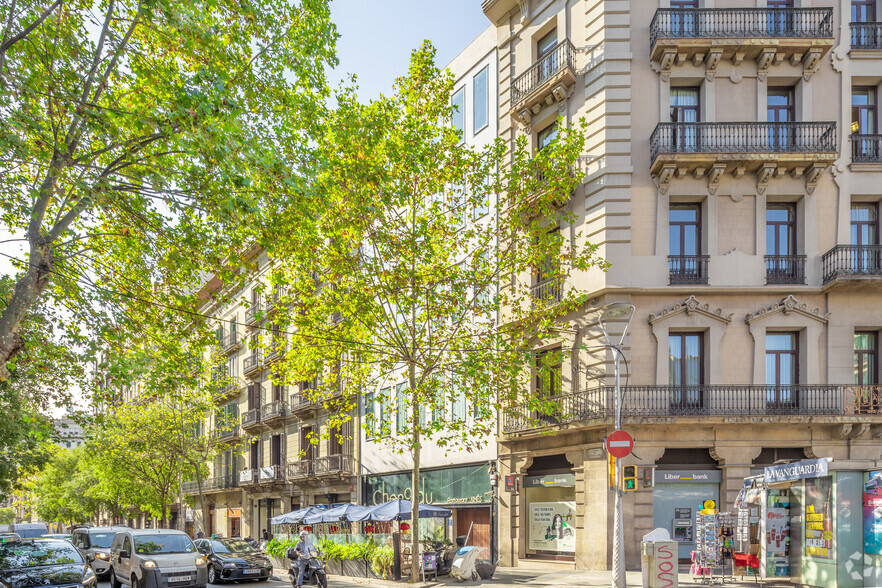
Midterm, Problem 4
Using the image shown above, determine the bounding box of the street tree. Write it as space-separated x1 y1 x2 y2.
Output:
31 445 101 526
0 0 337 377
269 42 606 580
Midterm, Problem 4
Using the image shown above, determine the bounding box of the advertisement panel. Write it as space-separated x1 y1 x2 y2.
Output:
804 476 833 559
528 501 576 553
865 471 882 555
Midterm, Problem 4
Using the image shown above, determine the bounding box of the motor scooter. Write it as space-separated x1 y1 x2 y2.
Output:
286 547 327 588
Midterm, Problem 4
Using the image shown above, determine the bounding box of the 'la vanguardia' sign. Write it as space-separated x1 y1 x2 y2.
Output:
764 458 830 484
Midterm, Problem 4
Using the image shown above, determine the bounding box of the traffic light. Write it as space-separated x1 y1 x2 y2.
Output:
608 453 616 490
623 466 637 491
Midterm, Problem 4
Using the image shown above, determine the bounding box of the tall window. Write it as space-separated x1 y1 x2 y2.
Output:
768 87 794 149
537 29 558 82
364 392 375 440
379 387 391 435
270 434 282 467
853 0 876 22
452 87 465 143
473 66 488 133
851 203 879 276
535 348 562 399
671 0 698 36
855 332 878 385
396 383 407 434
766 333 798 408
250 440 259 469
855 332 880 413
853 88 878 160
671 88 699 151
766 204 800 283
537 122 558 151
300 426 314 461
668 333 703 409
669 204 704 284
767 0 794 35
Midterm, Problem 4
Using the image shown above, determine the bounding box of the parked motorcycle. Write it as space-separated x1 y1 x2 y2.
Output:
424 538 460 577
286 547 327 588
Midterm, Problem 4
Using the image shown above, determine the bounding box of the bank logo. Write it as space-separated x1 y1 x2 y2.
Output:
845 551 879 581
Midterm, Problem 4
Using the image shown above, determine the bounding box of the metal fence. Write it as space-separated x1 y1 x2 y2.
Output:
668 255 709 285
511 39 576 104
822 244 882 283
851 23 882 49
765 255 806 285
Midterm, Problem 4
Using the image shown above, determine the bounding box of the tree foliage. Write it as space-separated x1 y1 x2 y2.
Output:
266 42 605 579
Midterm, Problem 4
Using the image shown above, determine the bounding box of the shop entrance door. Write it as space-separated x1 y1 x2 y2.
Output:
229 517 241 538
456 507 490 550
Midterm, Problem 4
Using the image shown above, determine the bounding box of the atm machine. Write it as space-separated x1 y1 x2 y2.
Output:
673 518 694 544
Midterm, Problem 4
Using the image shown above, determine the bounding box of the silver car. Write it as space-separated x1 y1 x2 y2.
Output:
109 529 207 588
72 526 125 578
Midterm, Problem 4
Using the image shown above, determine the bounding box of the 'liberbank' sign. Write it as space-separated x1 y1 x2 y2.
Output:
764 458 830 484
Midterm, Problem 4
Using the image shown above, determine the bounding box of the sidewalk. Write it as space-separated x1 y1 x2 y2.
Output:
275 565 790 587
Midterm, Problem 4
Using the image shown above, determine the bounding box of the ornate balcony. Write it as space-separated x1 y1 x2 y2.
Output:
238 468 259 486
241 408 261 432
530 277 562 303
765 255 806 285
289 392 317 417
243 353 262 377
182 475 238 495
511 39 577 126
219 331 241 355
213 382 241 403
314 454 355 478
286 459 312 481
244 302 262 326
669 255 709 285
264 342 285 365
650 122 836 194
650 8 833 80
503 384 881 433
851 134 882 164
822 245 882 286
258 464 285 484
261 400 287 426
851 23 882 50
216 424 241 442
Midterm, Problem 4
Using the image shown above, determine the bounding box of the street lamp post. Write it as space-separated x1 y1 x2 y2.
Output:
598 302 636 588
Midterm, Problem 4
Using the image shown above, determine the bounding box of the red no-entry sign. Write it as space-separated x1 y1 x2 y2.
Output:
605 430 634 458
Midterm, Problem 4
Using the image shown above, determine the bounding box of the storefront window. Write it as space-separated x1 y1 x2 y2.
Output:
804 476 833 559
524 475 576 556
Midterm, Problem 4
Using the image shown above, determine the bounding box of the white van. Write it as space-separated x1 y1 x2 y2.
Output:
109 528 207 588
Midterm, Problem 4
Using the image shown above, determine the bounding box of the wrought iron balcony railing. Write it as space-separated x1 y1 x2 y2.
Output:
287 459 312 480
261 400 287 422
503 384 880 432
219 331 239 354
258 464 285 483
669 255 709 285
765 255 806 285
313 454 355 476
511 39 576 105
851 134 882 163
244 302 262 325
216 424 240 441
651 122 837 162
530 277 562 303
851 22 882 49
650 8 833 49
289 392 317 414
238 468 259 485
243 353 262 375
241 408 261 429
822 244 882 283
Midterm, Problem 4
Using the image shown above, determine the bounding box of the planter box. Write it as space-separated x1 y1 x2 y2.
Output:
269 556 288 572
364 560 381 579
326 558 342 576
342 558 365 577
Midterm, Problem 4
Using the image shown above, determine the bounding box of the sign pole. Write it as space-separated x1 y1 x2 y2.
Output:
612 341 626 588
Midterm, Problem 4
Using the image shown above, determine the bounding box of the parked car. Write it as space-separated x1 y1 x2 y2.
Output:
109 529 207 588
9 524 48 539
194 537 272 584
72 526 124 578
0 533 21 545
0 538 98 588
39 534 71 541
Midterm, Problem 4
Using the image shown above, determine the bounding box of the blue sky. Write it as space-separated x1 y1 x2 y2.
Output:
329 0 490 101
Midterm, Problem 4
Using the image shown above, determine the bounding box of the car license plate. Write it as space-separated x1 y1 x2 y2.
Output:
244 569 261 575
169 576 191 582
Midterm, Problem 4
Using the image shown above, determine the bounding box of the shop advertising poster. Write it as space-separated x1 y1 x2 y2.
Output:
804 476 833 559
865 471 882 555
529 501 576 553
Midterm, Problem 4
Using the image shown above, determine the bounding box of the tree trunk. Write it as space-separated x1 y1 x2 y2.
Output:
0 248 53 369
408 361 420 582
195 464 206 535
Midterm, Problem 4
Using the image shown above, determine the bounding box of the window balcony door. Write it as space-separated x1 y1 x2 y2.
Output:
766 333 798 410
670 0 698 37
767 0 794 36
852 87 878 160
536 29 558 85
669 333 704 412
768 87 795 150
855 332 880 413
851 204 880 274
670 88 700 152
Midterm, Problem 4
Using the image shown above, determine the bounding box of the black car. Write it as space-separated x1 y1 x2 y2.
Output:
193 538 272 584
0 538 97 588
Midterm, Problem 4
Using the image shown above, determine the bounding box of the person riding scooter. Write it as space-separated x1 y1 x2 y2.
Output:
292 530 316 587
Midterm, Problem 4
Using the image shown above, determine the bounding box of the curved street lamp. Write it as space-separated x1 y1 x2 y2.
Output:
597 302 635 588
